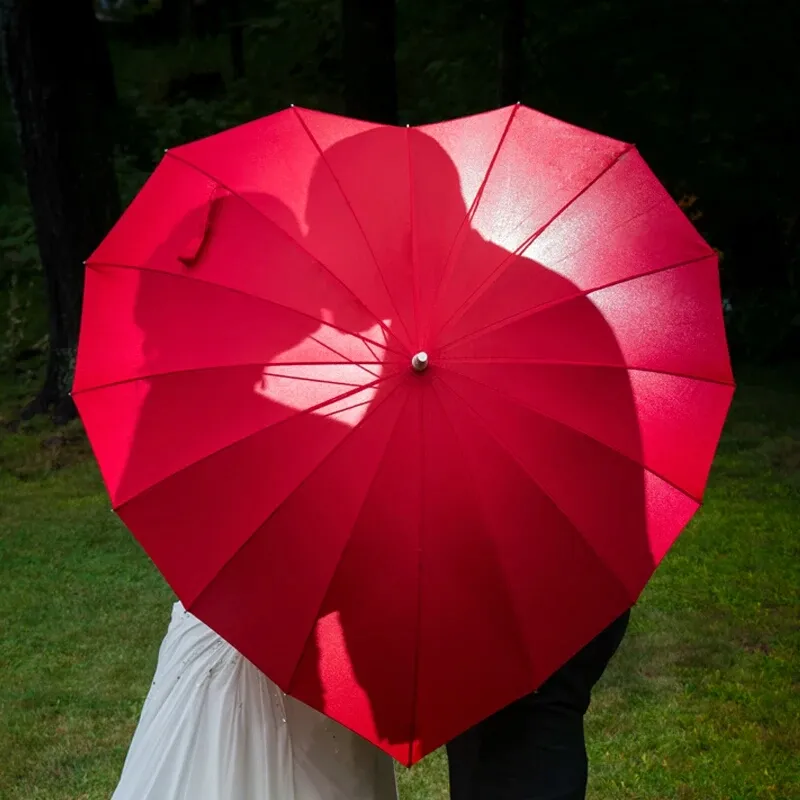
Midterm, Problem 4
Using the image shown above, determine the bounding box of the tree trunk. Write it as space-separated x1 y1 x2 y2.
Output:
342 0 397 125
0 0 121 423
499 0 525 105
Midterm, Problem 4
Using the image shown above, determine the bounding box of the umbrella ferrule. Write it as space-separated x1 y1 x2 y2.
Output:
412 352 429 373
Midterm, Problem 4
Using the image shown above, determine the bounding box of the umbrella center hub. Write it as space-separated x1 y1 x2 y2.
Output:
411 352 429 373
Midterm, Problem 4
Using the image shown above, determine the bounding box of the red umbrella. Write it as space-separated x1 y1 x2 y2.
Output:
74 105 733 764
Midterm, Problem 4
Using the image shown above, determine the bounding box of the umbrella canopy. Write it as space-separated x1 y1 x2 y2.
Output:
74 105 734 764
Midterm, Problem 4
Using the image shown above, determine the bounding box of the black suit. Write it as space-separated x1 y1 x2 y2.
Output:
447 611 630 800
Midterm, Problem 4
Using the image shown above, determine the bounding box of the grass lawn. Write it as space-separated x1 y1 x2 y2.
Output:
1 365 798 799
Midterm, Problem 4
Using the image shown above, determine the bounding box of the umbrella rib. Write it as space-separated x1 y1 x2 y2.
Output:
429 381 539 680
290 107 415 351
434 144 636 343
465 173 667 282
437 365 705 505
318 396 373 418
277 387 411 694
407 123 421 350
425 104 520 342
164 150 407 355
540 195 669 272
73 361 395 396
361 338 383 362
439 360 735 389
113 372 401 513
86 260 405 362
189 384 407 675
257 372 370 388
407 388 424 766
437 253 716 355
275 332 385 379
434 376 638 606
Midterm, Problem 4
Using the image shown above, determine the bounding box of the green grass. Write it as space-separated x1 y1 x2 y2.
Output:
1 367 798 799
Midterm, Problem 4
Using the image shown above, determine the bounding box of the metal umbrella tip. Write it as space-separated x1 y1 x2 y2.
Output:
412 352 429 373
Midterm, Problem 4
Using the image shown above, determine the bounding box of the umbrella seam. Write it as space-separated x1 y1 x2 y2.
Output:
437 252 715 355
187 381 409 621
73 361 397 397
434 143 636 342
543 196 669 270
360 337 383 363
252 372 373 388
282 386 412 694
429 379 539 685
113 372 403 512
433 377 639 606
84 260 404 364
437 364 710 505
317 396 374 419
290 107 415 352
406 124 421 351
437 360 736 389
425 105 520 343
407 388 424 766
163 150 406 356
463 174 668 279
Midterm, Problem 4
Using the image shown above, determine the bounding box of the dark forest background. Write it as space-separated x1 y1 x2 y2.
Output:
1 0 798 422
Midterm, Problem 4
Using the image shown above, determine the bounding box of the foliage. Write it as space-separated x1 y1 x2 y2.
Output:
0 189 38 287
0 273 27 365
0 193 43 370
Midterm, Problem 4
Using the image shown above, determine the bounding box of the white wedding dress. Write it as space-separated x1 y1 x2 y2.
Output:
112 602 398 800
